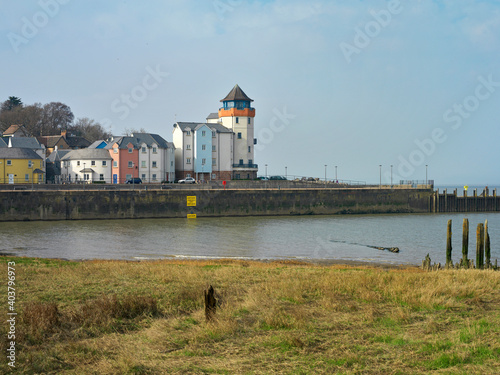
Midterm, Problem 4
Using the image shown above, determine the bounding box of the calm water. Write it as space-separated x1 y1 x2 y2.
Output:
1 212 499 266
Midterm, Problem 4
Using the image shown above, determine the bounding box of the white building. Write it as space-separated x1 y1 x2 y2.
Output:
133 133 176 183
61 149 113 183
173 85 257 180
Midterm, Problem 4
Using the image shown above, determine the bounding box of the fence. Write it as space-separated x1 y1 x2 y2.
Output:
430 187 499 213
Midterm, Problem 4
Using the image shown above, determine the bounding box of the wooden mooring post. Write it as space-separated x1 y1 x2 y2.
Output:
461 218 469 268
485 220 491 268
476 223 485 269
446 219 453 267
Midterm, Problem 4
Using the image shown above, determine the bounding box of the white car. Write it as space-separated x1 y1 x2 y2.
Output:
179 177 196 184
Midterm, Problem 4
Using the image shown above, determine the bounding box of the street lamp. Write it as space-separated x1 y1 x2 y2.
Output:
379 165 382 188
285 166 287 180
265 164 268 178
426 164 428 187
324 164 327 185
390 165 393 188
83 162 86 191
29 161 33 191
335 165 337 182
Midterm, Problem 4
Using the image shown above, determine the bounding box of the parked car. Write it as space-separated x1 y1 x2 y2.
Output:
125 177 142 184
179 177 196 184
257 176 269 181
269 175 287 180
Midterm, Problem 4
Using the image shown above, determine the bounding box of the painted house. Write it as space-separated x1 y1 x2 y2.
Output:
2 124 31 138
37 130 91 156
104 137 140 184
0 148 44 184
60 149 113 183
173 84 257 180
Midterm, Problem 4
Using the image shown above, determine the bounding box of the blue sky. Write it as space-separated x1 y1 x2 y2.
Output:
1 0 499 185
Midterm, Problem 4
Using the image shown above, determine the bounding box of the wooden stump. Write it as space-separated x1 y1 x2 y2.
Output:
204 285 217 322
485 220 491 268
461 218 469 268
446 220 453 268
476 223 484 269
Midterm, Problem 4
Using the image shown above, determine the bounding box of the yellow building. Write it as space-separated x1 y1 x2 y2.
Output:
0 148 45 184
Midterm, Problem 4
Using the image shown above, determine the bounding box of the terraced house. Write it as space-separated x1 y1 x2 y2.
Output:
0 148 44 184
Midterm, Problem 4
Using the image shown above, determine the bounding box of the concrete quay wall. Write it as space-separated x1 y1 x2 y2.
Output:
0 188 433 222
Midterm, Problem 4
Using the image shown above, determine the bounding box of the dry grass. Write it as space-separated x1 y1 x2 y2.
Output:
1 256 500 374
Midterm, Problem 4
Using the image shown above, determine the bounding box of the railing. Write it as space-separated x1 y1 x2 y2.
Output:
232 164 258 169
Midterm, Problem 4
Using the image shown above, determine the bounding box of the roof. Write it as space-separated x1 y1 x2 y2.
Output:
175 122 233 134
47 149 72 163
88 140 108 149
65 136 91 148
0 138 7 148
0 147 42 159
8 137 44 149
104 133 171 150
206 113 219 120
132 133 170 148
61 148 113 161
220 84 253 102
3 124 30 136
37 135 66 148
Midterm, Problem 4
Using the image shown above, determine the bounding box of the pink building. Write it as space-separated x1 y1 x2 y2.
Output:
106 137 139 183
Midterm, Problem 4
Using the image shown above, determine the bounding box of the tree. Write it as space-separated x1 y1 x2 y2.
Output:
39 102 74 135
0 96 23 112
68 117 111 143
123 127 147 136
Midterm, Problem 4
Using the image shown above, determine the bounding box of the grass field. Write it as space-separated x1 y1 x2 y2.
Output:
1 257 500 374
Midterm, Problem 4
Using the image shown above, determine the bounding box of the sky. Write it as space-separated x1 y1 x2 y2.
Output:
1 0 499 185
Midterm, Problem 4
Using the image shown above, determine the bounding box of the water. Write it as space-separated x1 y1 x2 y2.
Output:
1 212 499 266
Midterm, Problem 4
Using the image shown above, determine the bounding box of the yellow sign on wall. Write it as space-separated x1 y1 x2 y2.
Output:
187 214 197 219
187 196 196 207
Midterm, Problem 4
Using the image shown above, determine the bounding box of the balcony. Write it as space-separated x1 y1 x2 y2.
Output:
233 163 258 169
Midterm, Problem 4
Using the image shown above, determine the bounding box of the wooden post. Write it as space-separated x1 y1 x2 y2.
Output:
446 220 452 268
204 285 217 322
461 218 469 268
476 223 484 269
444 189 448 212
485 220 491 268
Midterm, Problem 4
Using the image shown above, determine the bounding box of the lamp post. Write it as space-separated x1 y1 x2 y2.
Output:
324 164 327 185
265 164 268 178
379 165 382 188
426 164 428 187
390 165 393 188
285 166 287 180
132 162 135 190
30 162 33 191
83 162 86 191
335 165 337 183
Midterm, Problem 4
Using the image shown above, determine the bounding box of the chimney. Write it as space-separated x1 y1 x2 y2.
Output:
61 130 67 139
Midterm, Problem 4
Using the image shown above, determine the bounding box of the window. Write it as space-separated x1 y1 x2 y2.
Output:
100 174 104 181
236 117 239 124
248 146 251 153
25 174 29 182
212 158 216 166
141 147 146 153
212 173 216 179
77 161 80 166
141 161 146 168
202 144 206 151
237 132 242 139
152 161 157 168
235 174 240 179
152 147 157 153
212 131 216 137
128 161 133 168
212 145 216 151
6 160 11 166
28 160 32 168
113 161 118 167
170 161 173 167
141 174 146 180
126 174 132 180
239 159 244 165
113 147 118 154
102 160 107 166
202 131 206 136
186 174 191 178
186 144 191 150
202 158 206 165
152 174 157 181
186 131 191 136
186 158 191 164
91 160 96 166
249 159 253 165
248 118 251 124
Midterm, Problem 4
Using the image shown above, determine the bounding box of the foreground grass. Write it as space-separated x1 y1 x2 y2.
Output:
1 257 500 374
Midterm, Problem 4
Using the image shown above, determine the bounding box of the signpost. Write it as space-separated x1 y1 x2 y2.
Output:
187 196 197 218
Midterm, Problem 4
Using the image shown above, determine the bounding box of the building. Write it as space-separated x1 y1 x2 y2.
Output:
103 133 175 184
37 130 91 156
46 148 72 183
173 85 257 180
2 124 31 138
0 148 44 184
60 149 113 183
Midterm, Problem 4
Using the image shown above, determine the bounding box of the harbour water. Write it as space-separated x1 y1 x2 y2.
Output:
1 212 499 266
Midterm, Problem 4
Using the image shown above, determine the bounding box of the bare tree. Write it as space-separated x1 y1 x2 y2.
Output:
123 127 147 136
68 117 111 143
39 102 74 135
